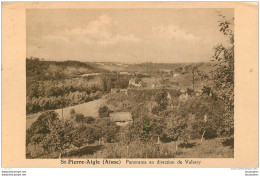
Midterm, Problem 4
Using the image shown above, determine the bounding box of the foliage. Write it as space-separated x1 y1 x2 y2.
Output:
26 111 74 158
168 89 181 98
135 77 142 84
26 78 104 114
26 57 111 115
202 86 212 96
114 75 130 89
26 111 119 158
211 15 234 135
154 89 168 111
72 124 94 148
98 106 110 118
70 109 76 118
94 119 120 143
186 88 195 97
75 113 86 124
85 116 96 124
26 57 106 82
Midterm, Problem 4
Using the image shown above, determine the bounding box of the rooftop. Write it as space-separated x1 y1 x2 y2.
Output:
110 112 133 122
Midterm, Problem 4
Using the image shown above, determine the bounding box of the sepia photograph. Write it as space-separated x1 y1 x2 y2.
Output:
2 1 259 169
25 8 235 159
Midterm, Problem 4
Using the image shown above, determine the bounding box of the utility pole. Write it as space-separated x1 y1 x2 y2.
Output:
192 70 195 91
192 67 200 92
61 71 65 121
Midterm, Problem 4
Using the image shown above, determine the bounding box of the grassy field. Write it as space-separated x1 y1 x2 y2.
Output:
64 138 234 159
26 97 106 129
176 138 234 158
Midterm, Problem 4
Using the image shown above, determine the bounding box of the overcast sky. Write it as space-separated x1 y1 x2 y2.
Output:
27 9 233 63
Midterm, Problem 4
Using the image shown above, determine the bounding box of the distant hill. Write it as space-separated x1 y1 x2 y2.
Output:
96 61 215 75
26 57 108 83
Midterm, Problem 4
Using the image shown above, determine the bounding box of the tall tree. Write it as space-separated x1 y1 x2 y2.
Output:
212 14 234 135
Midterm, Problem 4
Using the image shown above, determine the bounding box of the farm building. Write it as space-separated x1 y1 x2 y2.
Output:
109 112 133 126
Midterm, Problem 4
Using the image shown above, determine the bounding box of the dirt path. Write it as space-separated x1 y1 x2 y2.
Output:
26 97 106 129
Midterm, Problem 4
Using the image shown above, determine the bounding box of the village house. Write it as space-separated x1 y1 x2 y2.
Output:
159 69 171 74
173 73 179 78
159 69 175 77
151 83 158 88
129 77 142 87
119 89 128 95
179 89 189 100
109 112 133 126
80 73 101 77
195 90 203 96
119 72 129 75
111 88 119 93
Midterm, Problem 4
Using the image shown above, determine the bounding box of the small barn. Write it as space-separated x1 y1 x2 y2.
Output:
109 112 133 126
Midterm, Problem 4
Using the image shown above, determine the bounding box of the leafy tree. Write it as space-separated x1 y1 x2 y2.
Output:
135 77 142 84
114 75 129 89
154 89 168 111
163 113 187 153
93 119 119 143
202 86 212 96
85 116 96 124
101 76 112 92
183 96 225 140
150 116 166 143
212 14 234 136
72 124 94 148
75 113 85 124
152 106 160 115
168 89 181 98
70 109 75 118
186 88 195 97
26 111 74 158
128 115 153 142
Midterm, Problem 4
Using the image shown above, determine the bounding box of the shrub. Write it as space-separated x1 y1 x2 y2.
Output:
70 109 76 119
204 128 218 140
98 106 110 118
152 106 160 115
85 116 96 124
75 113 85 123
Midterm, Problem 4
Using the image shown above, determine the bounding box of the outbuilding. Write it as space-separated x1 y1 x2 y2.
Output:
109 112 133 126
